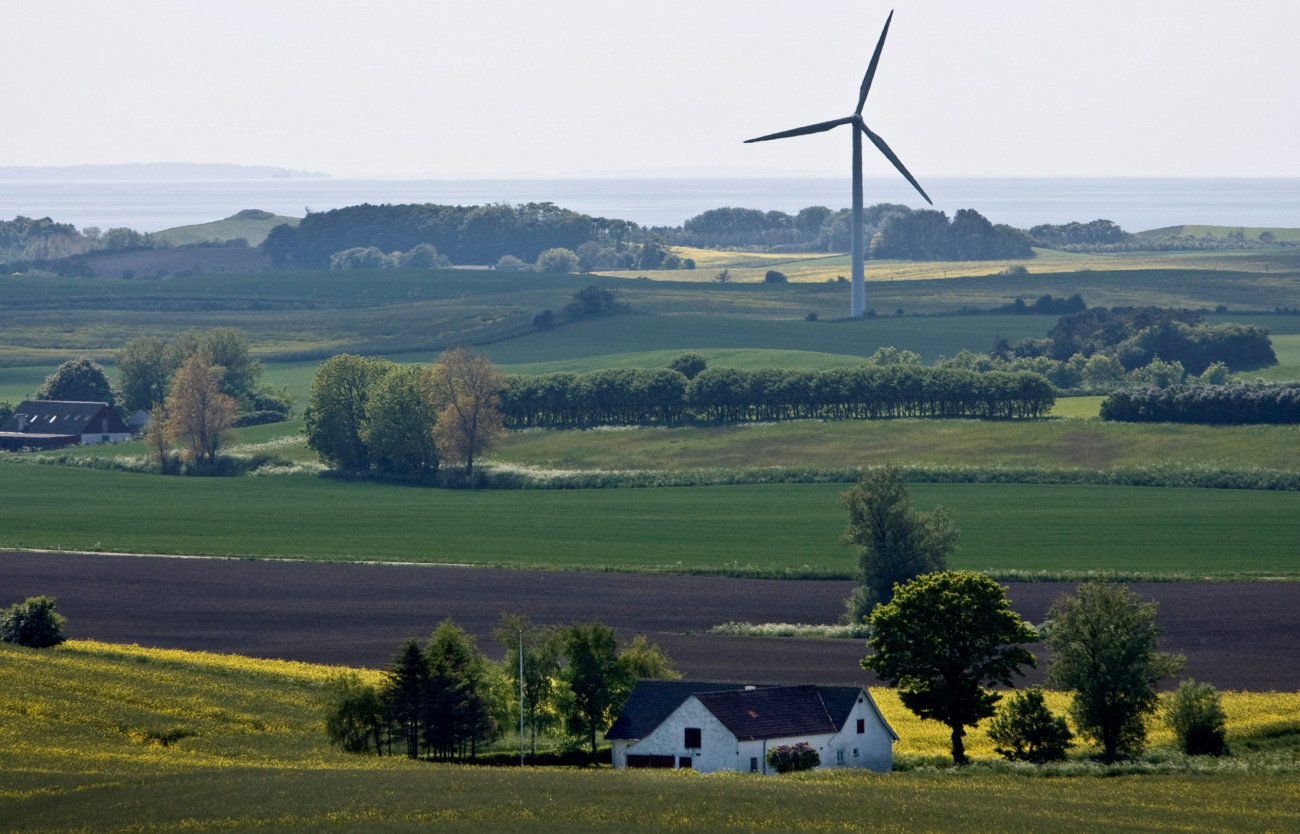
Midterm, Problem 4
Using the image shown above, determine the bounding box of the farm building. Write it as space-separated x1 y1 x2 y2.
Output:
606 680 897 774
0 400 132 451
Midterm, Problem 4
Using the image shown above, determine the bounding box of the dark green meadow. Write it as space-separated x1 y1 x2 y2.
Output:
1 465 1296 578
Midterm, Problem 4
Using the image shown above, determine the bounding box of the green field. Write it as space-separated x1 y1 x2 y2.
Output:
2 465 1296 577
2 246 1298 370
3 641 1297 834
493 418 1300 474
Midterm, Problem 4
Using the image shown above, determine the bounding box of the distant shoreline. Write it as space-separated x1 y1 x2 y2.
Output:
0 163 328 182
2 175 1297 233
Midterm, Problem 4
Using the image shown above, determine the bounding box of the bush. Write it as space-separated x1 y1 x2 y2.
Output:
0 596 66 648
535 247 579 273
764 269 787 283
666 352 707 380
1165 679 1228 756
766 741 820 773
987 688 1073 763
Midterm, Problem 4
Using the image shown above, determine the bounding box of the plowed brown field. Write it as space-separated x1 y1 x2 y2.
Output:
3 550 1295 690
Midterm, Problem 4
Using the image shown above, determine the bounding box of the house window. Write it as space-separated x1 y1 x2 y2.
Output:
684 727 701 749
750 756 759 772
836 749 845 764
853 748 859 758
856 718 865 734
679 757 692 769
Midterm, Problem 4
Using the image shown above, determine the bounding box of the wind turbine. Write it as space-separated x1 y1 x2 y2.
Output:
745 10 932 318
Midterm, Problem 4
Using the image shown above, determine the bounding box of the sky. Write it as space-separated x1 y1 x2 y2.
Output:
5 0 1299 179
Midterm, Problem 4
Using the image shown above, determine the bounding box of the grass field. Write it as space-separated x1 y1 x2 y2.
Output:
2 640 1297 833
1 465 1296 578
493 418 1300 474
2 245 1298 369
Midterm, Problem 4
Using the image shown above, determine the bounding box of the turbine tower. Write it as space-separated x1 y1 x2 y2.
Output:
745 10 931 318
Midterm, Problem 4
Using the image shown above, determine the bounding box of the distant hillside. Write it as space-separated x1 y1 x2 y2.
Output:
1138 225 1300 242
153 209 301 246
0 163 327 181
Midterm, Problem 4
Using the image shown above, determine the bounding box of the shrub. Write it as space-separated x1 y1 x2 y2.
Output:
666 352 707 380
766 741 820 773
0 595 66 648
764 269 787 283
1165 679 1228 756
987 688 1073 763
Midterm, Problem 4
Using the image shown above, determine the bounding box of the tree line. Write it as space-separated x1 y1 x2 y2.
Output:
1100 383 1300 424
500 364 1056 428
1040 307 1274 373
262 202 640 270
325 617 677 765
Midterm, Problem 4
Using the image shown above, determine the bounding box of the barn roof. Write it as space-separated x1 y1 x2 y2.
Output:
695 685 839 741
0 401 128 436
606 680 751 741
606 680 893 743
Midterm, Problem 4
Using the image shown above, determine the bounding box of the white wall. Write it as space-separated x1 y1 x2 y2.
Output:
80 432 132 446
824 694 895 772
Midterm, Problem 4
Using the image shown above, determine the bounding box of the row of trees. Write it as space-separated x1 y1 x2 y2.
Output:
870 209 1035 261
329 243 452 271
263 202 640 269
1100 383 1300 424
937 349 1229 394
325 617 678 764
500 365 1055 428
304 349 505 477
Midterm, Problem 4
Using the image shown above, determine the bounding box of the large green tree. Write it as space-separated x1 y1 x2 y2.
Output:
115 336 171 413
1045 582 1184 761
840 466 959 623
198 327 261 402
363 365 439 476
34 357 115 406
863 571 1038 765
304 354 393 471
562 621 633 765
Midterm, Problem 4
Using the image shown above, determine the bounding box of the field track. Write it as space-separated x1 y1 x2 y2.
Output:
3 550 1295 691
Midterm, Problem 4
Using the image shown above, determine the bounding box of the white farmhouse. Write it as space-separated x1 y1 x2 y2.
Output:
607 681 897 774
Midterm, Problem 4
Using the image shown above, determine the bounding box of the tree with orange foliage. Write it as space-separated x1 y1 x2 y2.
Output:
164 354 237 465
429 348 504 476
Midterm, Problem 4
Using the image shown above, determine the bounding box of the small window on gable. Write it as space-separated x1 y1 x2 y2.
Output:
856 718 865 734
684 727 701 749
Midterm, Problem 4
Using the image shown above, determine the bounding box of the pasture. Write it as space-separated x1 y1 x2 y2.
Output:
2 244 1298 370
1 464 1297 578
1 640 1297 833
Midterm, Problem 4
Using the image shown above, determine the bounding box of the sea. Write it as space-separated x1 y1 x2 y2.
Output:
0 177 1297 234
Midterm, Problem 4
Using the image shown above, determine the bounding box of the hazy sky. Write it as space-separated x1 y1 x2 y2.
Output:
7 0 1299 179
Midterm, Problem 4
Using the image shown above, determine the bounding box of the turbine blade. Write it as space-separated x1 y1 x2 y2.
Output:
860 123 932 205
856 10 894 115
744 116 854 143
